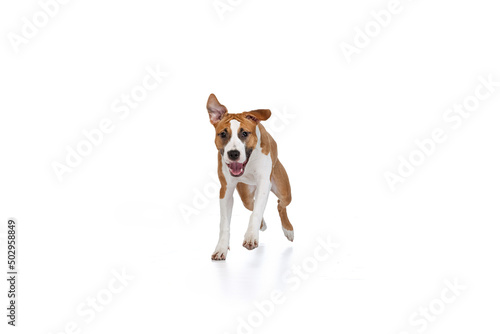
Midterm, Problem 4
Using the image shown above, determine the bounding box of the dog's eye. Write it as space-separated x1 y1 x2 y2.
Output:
241 131 249 138
219 131 226 138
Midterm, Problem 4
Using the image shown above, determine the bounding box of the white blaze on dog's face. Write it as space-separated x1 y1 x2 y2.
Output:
223 119 248 176
206 94 271 177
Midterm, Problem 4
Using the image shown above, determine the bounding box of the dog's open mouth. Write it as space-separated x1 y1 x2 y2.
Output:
227 160 248 177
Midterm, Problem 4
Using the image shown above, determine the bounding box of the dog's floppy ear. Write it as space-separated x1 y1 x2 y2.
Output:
244 109 271 123
207 94 227 125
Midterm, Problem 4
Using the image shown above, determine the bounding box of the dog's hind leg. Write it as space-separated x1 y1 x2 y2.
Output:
271 160 293 241
277 201 293 241
236 183 267 231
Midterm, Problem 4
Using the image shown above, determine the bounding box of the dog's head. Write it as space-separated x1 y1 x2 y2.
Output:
206 94 271 177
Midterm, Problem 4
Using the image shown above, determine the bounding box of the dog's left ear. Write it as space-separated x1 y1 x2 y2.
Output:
207 94 228 125
244 109 271 123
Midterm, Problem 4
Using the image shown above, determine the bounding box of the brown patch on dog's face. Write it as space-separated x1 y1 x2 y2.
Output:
214 118 231 155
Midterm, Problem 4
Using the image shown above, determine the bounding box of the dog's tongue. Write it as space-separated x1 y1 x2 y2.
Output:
228 162 244 176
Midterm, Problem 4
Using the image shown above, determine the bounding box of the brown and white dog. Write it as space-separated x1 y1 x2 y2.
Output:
206 94 294 260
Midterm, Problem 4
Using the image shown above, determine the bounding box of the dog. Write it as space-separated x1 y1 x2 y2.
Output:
206 94 294 260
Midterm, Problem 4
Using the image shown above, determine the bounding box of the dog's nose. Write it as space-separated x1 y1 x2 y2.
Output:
228 150 240 161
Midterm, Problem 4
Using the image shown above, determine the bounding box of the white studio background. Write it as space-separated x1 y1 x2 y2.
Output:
1 0 499 333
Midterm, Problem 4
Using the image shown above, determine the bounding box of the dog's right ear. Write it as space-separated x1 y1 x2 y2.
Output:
207 94 227 126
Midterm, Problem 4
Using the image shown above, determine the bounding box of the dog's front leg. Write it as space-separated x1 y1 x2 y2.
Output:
211 184 235 260
243 180 271 250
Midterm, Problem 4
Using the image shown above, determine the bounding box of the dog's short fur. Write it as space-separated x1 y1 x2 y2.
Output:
207 94 293 260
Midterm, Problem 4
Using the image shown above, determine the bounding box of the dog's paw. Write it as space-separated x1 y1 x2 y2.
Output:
242 234 259 250
282 227 294 242
211 245 229 261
